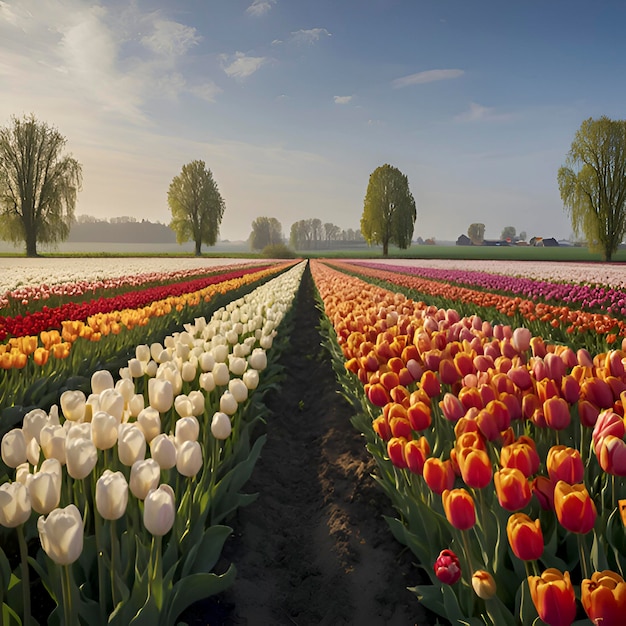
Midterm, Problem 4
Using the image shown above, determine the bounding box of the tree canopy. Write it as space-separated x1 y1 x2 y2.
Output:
558 116 626 261
168 160 225 256
467 223 485 245
501 226 516 241
360 164 416 256
0 114 82 256
249 216 283 250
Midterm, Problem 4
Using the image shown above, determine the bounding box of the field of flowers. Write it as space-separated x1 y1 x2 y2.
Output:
0 256 625 625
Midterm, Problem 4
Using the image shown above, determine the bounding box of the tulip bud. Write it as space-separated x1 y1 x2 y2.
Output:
91 370 114 394
128 393 145 418
117 425 146 466
547 445 584 484
248 348 267 371
148 378 174 413
494 467 532 511
243 369 259 390
176 440 203 477
29 468 61 515
96 470 128 520
174 416 200 446
40 424 67 464
143 485 175 536
188 390 205 416
22 408 55 444
38 504 84 565
1 428 27 468
198 352 215 372
129 458 161 500
581 570 626 626
211 412 232 440
99 389 125 422
181 361 197 383
433 549 461 584
91 411 119 450
0 482 31 528
229 378 248 404
173 394 193 418
199 372 216 392
506 513 543 561
220 391 238 416
150 433 177 469
554 481 597 534
228 356 247 376
60 390 87 422
128 358 144 378
65 437 98 480
472 570 497 599
423 457 456 495
212 362 230 386
442 488 476 530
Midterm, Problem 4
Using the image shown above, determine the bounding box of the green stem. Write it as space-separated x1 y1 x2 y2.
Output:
17 526 30 626
110 520 119 610
577 533 590 581
461 529 474 576
61 565 77 626
149 535 163 611
94 512 107 623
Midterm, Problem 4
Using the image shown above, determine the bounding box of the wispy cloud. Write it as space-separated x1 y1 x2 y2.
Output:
392 68 464 88
246 0 276 17
290 28 331 45
334 95 353 105
189 81 223 103
454 102 511 122
220 51 267 79
140 18 201 57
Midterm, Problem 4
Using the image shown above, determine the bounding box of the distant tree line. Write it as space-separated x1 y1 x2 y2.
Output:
288 219 365 250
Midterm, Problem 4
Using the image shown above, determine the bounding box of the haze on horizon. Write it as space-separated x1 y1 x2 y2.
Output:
2 0 625 244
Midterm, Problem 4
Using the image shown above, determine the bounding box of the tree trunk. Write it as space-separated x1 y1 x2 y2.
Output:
25 232 38 257
382 239 389 257
195 240 202 256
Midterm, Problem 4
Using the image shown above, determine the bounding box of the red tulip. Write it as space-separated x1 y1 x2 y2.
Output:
433 549 461 584
528 568 577 626
405 437 430 475
581 570 626 626
442 488 476 530
532 475 555 511
507 513 543 561
598 435 626 476
387 437 407 469
423 458 455 495
547 445 584 484
494 467 532 511
407 401 432 431
500 437 540 477
439 392 465 422
543 397 571 431
457 447 492 489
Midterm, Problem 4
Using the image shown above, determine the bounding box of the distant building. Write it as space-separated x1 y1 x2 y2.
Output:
456 234 472 246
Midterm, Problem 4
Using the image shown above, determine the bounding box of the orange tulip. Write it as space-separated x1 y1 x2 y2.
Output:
457 447 492 489
506 513 543 561
406 401 431 431
405 437 430 475
386 437 407 469
472 570 497 599
494 467 532 511
500 436 540 477
598 435 626 476
528 568 576 626
581 570 626 626
547 445 584 484
423 457 455 495
420 370 440 398
554 481 597 534
442 488 476 530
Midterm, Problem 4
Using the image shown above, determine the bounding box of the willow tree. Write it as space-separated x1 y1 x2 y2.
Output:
249 216 283 250
0 114 82 257
168 160 226 256
558 116 626 261
361 164 416 256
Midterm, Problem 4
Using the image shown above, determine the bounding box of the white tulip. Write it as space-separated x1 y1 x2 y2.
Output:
128 358 144 378
136 407 161 443
117 425 146 466
148 378 173 413
181 361 197 383
65 437 98 480
219 391 238 416
228 356 247 376
136 344 151 362
1 428 27 468
199 372 216 393
115 378 135 403
143 485 175 536
39 424 66 464
210 412 232 440
91 411 119 450
188 390 205 416
248 348 267 371
145 361 158 377
212 362 230 386
211 344 229 363
150 343 164 361
91 370 114 394
0 482 31 528
96 470 128 520
99 388 124 422
26 438 40 466
60 390 86 422
22 408 53 444
174 416 199 447
229 378 248 403
129 458 161 500
38 504 83 565
29 469 61 515
243 369 260 390
176 440 203 477
198 352 215 372
128 393 145 418
150 433 177 470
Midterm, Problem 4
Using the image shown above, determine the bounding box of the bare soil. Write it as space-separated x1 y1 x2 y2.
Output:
179 267 434 626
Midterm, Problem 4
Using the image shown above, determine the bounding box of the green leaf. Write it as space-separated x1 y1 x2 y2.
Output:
181 525 233 578
163 565 236 626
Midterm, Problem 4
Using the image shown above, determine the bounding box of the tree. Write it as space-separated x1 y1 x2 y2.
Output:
360 164 416 256
249 216 283 250
0 114 82 257
168 160 225 256
558 116 626 261
519 230 527 242
467 223 485 245
501 226 516 241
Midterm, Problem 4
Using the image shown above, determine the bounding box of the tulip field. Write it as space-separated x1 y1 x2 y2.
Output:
1 256 626 625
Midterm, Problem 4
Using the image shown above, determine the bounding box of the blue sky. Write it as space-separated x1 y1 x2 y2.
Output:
2 0 625 243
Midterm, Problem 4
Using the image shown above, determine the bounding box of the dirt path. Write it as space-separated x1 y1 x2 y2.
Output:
179 266 432 625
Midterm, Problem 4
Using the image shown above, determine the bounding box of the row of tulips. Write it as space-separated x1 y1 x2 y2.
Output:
0 264 276 341
0 260 306 625
329 260 626 352
310 259 626 626
0 263 293 421
351 261 626 317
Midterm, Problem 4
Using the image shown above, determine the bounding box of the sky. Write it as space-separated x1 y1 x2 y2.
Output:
2 0 626 243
